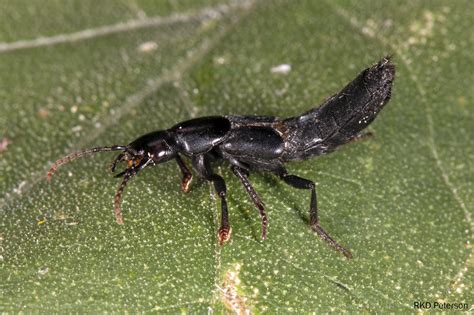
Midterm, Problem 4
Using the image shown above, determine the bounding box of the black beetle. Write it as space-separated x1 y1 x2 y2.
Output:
48 57 395 258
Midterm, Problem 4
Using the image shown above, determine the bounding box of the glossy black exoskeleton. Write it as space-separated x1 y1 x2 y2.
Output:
48 57 395 258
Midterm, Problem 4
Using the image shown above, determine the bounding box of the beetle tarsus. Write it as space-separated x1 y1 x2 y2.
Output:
176 156 193 193
218 226 232 245
46 166 57 181
277 169 352 258
311 223 353 259
181 174 192 193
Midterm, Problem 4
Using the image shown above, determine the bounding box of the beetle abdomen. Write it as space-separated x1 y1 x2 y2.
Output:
282 57 395 161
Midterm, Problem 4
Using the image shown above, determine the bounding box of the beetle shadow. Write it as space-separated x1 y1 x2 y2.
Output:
229 184 263 241
236 203 261 241
259 173 310 225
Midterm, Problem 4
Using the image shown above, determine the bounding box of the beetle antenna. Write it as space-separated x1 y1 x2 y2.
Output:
47 145 126 180
114 170 135 225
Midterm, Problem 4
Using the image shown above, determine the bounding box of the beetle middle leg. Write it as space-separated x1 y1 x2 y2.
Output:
231 165 268 240
175 155 193 193
192 155 231 245
276 168 353 258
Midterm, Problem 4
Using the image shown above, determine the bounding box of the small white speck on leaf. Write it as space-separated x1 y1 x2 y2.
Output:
138 41 158 52
271 64 291 74
71 125 82 132
13 181 27 194
0 137 10 153
214 56 226 65
38 266 49 276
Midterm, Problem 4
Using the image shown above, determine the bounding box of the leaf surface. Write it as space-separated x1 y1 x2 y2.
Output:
0 0 472 312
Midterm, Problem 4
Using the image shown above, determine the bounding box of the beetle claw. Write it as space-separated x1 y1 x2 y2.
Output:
181 174 193 193
218 226 232 245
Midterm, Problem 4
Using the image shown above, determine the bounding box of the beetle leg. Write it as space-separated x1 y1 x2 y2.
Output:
231 165 267 240
113 170 135 225
110 153 125 173
276 168 353 258
192 155 231 245
175 155 193 193
347 131 373 144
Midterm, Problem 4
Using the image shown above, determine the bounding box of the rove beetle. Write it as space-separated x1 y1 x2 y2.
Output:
48 57 395 258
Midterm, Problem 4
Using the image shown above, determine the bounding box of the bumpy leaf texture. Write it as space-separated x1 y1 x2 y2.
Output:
0 0 472 312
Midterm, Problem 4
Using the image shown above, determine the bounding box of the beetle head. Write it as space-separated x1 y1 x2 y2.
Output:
46 131 177 180
46 130 177 225
113 130 176 176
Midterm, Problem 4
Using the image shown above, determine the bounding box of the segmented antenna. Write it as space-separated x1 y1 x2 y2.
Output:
114 170 135 225
47 145 126 180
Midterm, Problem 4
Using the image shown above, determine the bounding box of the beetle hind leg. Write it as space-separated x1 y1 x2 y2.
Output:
276 168 353 258
347 131 373 144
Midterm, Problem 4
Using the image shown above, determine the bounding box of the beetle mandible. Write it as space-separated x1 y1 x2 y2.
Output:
48 57 395 258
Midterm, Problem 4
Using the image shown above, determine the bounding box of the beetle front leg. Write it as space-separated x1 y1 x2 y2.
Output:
231 165 268 240
192 155 231 245
175 155 193 193
210 174 231 245
276 168 353 258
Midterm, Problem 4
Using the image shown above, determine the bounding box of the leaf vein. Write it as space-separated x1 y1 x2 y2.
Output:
327 0 473 302
0 0 253 53
0 0 254 212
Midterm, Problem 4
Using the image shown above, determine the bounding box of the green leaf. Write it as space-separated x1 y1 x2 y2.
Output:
1 0 472 312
